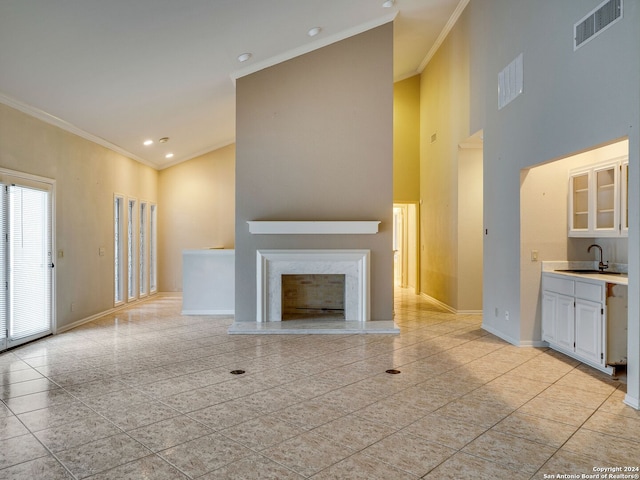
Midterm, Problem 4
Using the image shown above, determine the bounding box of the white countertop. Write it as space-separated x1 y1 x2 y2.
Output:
542 261 628 286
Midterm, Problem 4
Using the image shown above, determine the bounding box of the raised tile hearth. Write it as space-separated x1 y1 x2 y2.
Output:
228 319 399 334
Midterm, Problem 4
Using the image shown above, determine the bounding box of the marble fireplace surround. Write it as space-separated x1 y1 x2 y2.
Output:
257 249 370 323
227 221 399 334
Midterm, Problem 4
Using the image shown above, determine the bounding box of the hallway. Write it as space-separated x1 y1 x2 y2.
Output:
0 289 637 478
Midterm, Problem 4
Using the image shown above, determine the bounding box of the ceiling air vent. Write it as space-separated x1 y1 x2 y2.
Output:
574 0 623 50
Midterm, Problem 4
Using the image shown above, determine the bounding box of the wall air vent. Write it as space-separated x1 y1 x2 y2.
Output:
574 0 623 50
498 53 523 110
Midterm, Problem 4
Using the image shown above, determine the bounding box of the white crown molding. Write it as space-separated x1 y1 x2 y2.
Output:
418 0 471 72
230 12 398 83
0 92 158 170
394 70 421 83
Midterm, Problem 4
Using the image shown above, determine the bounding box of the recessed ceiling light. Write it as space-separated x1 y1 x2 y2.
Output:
237 52 252 62
307 27 321 37
165 153 174 159
159 137 169 143
382 0 394 7
143 139 153 146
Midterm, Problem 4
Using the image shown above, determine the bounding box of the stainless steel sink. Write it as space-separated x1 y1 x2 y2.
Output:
555 269 622 275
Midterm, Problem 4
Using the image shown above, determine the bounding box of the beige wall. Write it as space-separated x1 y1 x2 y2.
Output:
235 24 394 322
0 103 158 330
157 144 235 292
457 145 483 312
419 6 482 311
393 75 420 202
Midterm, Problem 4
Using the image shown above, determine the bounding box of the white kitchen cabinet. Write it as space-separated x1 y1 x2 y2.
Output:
543 289 575 351
569 170 590 233
574 298 603 366
555 294 575 352
541 273 610 374
568 157 627 238
542 292 558 344
542 276 575 350
621 159 629 236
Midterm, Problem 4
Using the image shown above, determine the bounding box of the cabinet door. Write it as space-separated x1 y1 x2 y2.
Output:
542 292 557 343
593 164 619 236
555 294 575 351
569 171 590 236
575 299 603 365
621 160 628 236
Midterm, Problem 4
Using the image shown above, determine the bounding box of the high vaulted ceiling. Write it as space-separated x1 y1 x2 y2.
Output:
0 0 464 169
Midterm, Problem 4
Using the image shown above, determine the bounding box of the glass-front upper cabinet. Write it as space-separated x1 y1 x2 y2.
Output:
593 163 618 234
569 157 626 238
621 159 629 236
570 171 590 233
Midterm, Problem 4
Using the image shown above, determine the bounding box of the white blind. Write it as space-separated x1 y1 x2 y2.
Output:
0 187 7 349
114 196 124 304
139 202 147 296
127 199 136 300
149 204 157 292
8 184 52 341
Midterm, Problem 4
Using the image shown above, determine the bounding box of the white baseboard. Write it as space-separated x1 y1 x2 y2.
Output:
519 340 548 347
419 293 482 315
481 322 520 346
624 394 640 410
56 293 162 334
181 309 234 315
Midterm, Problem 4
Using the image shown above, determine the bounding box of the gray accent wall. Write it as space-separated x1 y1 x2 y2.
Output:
234 24 394 322
467 0 639 406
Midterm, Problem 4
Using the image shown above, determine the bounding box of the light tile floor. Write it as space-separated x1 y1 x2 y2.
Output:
0 289 638 479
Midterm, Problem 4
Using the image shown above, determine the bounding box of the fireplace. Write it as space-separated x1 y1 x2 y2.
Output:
281 274 345 321
256 249 370 322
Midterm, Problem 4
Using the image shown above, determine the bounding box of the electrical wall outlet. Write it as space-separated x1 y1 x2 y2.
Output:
505 310 510 321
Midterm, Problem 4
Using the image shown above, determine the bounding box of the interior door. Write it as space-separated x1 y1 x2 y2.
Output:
392 206 404 286
0 176 54 351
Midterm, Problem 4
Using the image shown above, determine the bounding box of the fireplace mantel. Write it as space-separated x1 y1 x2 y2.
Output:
247 221 380 235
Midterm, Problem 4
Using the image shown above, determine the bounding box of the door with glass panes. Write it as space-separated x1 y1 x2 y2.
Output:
0 175 54 352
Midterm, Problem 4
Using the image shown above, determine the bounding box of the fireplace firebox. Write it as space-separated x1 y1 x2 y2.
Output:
281 274 345 321
256 249 370 322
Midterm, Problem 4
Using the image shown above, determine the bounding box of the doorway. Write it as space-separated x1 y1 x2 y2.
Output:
393 202 419 292
0 172 54 352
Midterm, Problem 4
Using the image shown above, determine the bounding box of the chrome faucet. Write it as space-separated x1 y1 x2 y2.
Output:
588 244 609 271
